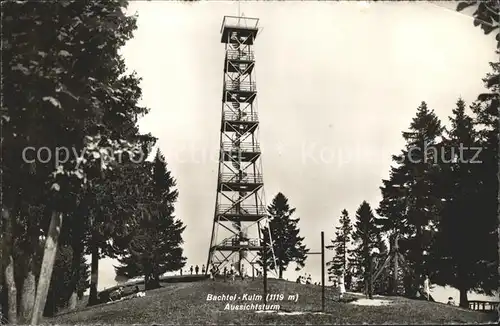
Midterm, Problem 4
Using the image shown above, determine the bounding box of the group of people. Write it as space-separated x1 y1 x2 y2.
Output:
217 265 250 281
181 264 219 278
108 285 144 303
181 263 263 282
296 274 313 285
181 264 206 275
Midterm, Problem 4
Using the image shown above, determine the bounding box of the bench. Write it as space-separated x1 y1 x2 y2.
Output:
468 300 499 312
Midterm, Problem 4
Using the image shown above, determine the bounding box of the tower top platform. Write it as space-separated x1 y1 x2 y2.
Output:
220 16 259 44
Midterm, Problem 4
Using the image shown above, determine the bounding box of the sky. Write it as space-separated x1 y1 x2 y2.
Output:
90 0 497 303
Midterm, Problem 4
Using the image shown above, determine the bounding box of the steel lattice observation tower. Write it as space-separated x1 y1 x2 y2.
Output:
206 16 277 277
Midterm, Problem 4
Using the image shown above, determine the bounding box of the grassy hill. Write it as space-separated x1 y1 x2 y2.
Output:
47 278 497 324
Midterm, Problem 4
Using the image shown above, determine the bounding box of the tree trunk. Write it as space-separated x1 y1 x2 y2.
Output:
68 292 78 311
20 206 39 323
150 275 160 290
19 256 36 323
459 286 469 308
393 238 399 296
368 256 373 299
415 227 424 292
278 265 283 279
68 239 84 310
4 256 17 325
88 234 99 306
144 273 151 290
2 207 17 324
31 210 63 325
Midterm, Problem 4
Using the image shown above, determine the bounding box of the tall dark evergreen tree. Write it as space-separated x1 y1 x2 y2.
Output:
428 99 486 307
115 151 186 289
326 210 353 282
376 102 444 296
258 193 309 279
351 201 379 299
456 1 499 316
469 64 499 296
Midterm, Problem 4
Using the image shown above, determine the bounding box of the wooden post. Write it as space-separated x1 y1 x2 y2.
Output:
321 231 325 312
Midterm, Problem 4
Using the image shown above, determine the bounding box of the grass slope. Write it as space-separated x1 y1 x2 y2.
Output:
48 279 497 324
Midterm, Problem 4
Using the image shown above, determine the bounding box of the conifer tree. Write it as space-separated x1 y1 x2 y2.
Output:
259 193 309 279
326 210 353 282
456 1 499 315
351 201 379 299
115 151 186 289
469 64 499 296
376 102 444 296
429 99 487 307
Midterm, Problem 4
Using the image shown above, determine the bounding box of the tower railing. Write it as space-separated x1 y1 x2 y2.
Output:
226 49 255 61
222 142 260 152
223 111 258 122
224 80 256 92
218 238 261 248
216 204 267 215
219 172 263 184
220 16 259 33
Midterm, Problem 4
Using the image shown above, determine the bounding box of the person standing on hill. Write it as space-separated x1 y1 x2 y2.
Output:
423 275 430 301
190 265 193 275
338 273 346 299
202 264 205 274
230 265 235 282
195 265 199 275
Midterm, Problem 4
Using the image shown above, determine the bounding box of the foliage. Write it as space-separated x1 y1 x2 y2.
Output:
2 0 156 320
115 151 186 289
350 201 380 296
376 102 444 294
457 1 499 48
326 209 353 279
258 193 309 278
428 99 494 307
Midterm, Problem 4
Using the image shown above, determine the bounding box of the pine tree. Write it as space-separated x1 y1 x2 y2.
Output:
351 201 379 299
87 151 156 305
259 193 309 279
116 151 186 289
376 101 444 296
469 64 499 296
428 99 487 307
456 1 499 317
457 1 499 49
326 210 353 284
